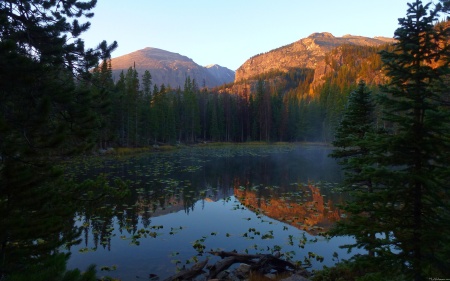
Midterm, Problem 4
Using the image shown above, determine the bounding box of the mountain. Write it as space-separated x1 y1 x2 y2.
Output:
109 47 235 88
235 32 394 87
205 64 235 86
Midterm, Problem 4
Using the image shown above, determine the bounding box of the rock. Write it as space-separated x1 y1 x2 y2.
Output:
216 270 230 280
273 251 281 258
279 274 311 281
265 273 277 279
212 270 241 281
235 263 251 278
227 271 243 281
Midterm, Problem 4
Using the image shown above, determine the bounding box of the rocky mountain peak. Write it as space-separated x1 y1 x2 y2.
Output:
109 48 234 88
308 32 335 39
234 32 395 83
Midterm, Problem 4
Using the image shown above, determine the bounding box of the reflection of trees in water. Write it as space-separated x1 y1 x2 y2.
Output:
75 149 344 250
234 182 342 235
78 179 344 253
77 175 237 250
0 167 127 278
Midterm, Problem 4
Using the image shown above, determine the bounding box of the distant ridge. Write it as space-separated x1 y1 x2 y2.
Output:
109 47 235 88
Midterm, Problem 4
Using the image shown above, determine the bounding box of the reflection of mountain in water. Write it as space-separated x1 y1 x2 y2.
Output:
133 187 234 218
234 184 341 235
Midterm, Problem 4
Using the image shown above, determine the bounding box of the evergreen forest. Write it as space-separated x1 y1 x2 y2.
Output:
88 43 392 147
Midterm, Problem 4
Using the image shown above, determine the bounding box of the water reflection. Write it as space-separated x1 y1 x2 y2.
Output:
0 162 128 279
63 145 356 279
234 183 342 235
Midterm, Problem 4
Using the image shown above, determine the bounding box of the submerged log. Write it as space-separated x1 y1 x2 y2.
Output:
162 259 208 281
207 252 260 279
208 256 241 279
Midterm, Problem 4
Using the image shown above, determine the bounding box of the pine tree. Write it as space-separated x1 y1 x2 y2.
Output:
330 80 376 161
0 0 117 277
249 94 259 141
285 94 300 141
256 79 271 141
182 77 200 142
140 70 153 145
198 89 209 141
329 80 381 261
115 71 127 146
142 70 153 98
271 91 283 141
208 94 221 141
91 58 115 149
329 1 450 279
124 66 141 146
375 1 450 278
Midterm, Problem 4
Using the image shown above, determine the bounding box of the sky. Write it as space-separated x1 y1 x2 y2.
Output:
81 0 414 71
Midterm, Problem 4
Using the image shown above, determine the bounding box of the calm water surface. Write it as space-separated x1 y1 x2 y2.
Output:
66 144 356 280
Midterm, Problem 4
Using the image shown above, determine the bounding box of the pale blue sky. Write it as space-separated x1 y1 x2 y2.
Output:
82 1 415 70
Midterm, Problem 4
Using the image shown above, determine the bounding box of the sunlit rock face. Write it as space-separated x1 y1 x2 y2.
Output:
231 32 395 97
234 184 342 235
109 47 235 88
235 32 394 83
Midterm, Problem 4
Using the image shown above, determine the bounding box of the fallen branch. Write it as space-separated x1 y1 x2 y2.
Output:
207 250 297 277
164 251 309 281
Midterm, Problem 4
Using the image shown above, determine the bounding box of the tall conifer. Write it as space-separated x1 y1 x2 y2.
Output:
0 0 117 277
375 1 450 278
330 1 450 279
329 81 381 262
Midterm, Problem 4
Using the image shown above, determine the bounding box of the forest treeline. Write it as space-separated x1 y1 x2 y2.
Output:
89 44 390 148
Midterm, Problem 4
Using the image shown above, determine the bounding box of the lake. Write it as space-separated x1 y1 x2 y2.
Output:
66 144 356 280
